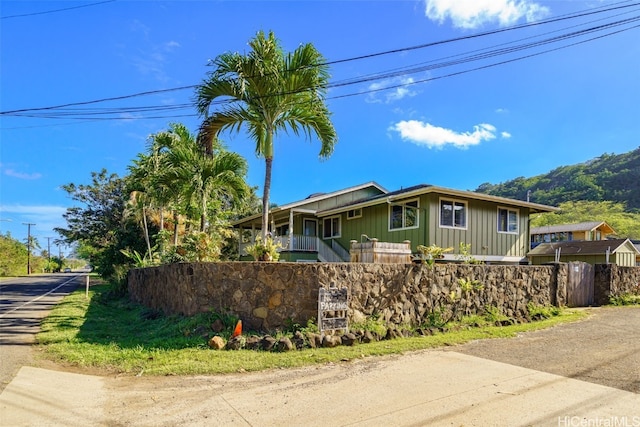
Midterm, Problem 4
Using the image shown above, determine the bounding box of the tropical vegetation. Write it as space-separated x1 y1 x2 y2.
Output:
476 147 640 238
55 124 254 289
195 30 337 242
0 232 75 276
476 147 640 210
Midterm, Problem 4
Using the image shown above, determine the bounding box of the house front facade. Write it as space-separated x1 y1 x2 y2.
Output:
234 182 558 264
530 221 615 249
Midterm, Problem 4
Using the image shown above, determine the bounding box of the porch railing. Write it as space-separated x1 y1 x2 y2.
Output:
239 234 348 262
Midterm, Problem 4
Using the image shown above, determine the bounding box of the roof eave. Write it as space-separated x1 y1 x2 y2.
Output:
319 185 558 216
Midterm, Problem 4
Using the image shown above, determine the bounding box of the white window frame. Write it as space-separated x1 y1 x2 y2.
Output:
439 198 467 230
347 208 362 220
388 199 419 231
497 206 519 234
323 216 341 239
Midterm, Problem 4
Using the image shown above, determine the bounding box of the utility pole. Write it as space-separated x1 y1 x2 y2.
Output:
45 237 54 272
22 222 36 275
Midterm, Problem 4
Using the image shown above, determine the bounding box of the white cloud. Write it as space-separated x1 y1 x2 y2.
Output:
5 169 42 180
0 204 67 216
366 76 418 104
501 131 512 138
391 120 498 149
0 204 69 237
2 164 42 180
126 21 181 83
425 0 549 29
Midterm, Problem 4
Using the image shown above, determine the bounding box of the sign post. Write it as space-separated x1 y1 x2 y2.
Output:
318 282 349 335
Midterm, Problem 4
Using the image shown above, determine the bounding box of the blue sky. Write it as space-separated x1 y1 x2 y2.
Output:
1 0 639 255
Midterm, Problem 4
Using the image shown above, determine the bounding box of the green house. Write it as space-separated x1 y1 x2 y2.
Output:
527 238 640 267
233 182 558 264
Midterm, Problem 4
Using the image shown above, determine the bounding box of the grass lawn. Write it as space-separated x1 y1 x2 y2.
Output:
36 283 588 376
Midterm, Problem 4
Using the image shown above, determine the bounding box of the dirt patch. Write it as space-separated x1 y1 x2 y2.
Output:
447 306 640 393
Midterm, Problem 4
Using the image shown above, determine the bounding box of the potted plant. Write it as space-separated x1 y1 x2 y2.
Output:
245 236 282 262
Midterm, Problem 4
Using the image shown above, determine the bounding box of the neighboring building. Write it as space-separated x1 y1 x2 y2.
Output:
530 221 615 249
527 239 640 267
233 182 558 264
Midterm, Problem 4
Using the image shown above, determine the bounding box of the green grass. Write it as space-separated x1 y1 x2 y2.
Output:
36 284 588 376
609 293 640 306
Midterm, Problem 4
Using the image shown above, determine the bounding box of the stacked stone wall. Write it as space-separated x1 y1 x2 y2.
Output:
129 262 569 331
594 264 640 305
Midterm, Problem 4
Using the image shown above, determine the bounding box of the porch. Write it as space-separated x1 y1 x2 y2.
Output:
239 234 350 262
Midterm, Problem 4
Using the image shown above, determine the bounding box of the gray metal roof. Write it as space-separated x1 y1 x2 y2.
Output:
527 239 639 256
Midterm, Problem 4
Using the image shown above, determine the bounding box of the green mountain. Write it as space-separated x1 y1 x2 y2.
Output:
475 147 640 211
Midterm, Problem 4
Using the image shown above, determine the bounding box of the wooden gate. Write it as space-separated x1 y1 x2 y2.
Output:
567 261 594 307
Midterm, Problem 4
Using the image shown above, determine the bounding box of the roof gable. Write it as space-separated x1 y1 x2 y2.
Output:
232 181 387 226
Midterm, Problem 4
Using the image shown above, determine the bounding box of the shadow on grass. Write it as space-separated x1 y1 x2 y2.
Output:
69 284 237 351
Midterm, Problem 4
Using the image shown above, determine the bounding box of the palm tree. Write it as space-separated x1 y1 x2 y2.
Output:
160 131 248 233
127 123 248 255
196 30 337 241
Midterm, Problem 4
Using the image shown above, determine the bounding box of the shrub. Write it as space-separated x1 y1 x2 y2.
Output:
609 293 640 306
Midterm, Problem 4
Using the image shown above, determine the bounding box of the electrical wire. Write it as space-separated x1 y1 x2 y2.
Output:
1 1 639 124
1 1 116 20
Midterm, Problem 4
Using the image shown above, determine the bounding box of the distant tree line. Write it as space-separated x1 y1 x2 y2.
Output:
0 232 75 276
476 147 640 239
476 147 640 210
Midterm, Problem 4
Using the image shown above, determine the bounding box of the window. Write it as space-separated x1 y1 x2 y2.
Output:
274 223 290 237
389 199 419 230
440 199 466 229
347 208 362 219
323 216 341 239
497 207 518 233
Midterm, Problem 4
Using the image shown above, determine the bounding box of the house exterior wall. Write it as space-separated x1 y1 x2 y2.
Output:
425 194 529 259
319 193 532 260
529 248 636 267
616 251 636 267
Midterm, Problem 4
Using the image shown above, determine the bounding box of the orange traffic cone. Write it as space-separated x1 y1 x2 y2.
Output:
232 320 242 338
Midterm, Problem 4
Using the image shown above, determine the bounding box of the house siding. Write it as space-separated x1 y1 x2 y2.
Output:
427 195 529 259
323 193 531 260
321 202 425 255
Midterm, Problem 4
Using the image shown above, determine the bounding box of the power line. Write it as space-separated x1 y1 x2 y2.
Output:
1 1 639 123
1 0 116 20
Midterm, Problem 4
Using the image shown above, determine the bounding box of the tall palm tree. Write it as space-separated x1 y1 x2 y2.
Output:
196 30 337 241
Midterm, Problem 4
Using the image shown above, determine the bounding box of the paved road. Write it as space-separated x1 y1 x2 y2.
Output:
451 306 640 393
0 274 82 392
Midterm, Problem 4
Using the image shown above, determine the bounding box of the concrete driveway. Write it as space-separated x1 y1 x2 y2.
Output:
1 307 639 426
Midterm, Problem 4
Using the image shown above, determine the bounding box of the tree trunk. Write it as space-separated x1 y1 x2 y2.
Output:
142 206 152 257
262 156 273 241
200 198 207 232
173 210 179 246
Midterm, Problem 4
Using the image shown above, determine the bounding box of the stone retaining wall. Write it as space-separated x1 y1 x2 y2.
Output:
128 262 567 331
594 264 640 305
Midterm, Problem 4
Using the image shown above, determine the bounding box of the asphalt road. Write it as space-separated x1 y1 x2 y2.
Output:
0 273 83 392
